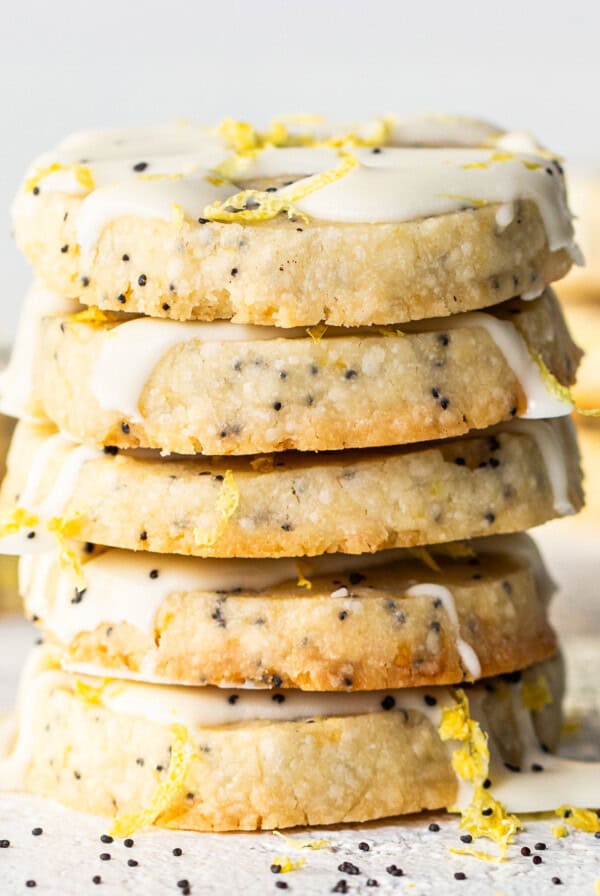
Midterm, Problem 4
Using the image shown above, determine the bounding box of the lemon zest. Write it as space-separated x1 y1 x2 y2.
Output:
449 847 506 863
70 307 121 326
171 202 185 228
74 677 110 706
439 691 521 856
523 160 542 171
111 724 194 836
306 324 328 343
409 547 442 573
193 470 239 548
521 674 552 711
25 162 95 193
437 194 488 208
270 856 306 874
530 351 600 417
273 831 331 850
462 162 489 170
551 824 569 838
295 561 312 590
47 515 86 587
250 457 275 473
202 153 357 224
375 326 405 337
556 806 600 833
0 507 39 538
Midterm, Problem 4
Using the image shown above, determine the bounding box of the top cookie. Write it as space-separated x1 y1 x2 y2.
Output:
12 115 578 327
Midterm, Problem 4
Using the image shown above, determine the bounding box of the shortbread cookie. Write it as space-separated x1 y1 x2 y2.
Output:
2 648 563 831
12 120 577 327
0 418 582 558
30 291 579 455
21 534 557 689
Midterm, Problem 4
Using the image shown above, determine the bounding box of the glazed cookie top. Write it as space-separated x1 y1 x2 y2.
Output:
14 114 580 268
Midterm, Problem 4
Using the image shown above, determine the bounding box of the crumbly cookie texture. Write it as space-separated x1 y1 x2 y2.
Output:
13 192 571 326
18 656 562 832
26 540 557 689
31 292 580 455
2 419 582 558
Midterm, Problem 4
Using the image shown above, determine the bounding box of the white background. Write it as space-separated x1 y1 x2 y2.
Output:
1 0 599 337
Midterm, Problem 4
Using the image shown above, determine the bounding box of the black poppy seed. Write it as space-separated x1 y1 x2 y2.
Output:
454 456 466 466
275 883 288 890
552 878 562 886
344 369 358 380
124 838 134 848
270 864 282 874
172 847 183 856
489 457 500 468
504 762 521 773
149 569 159 579
483 778 492 789
84 542 95 553
92 876 102 885
386 865 404 877
138 274 147 287
121 421 130 434
535 842 546 851
127 859 139 867
531 763 544 772
338 861 360 875
100 853 111 861
272 694 285 704
296 227 303 232
27 531 36 539
533 855 542 865
117 293 127 304
366 881 379 888
521 846 531 856
358 840 370 850
71 589 86 605
81 276 90 287
563 808 572 817
430 620 441 632
332 883 348 894
428 823 440 832
595 831 600 839
381 696 395 711
60 244 69 253
343 676 353 687
177 881 190 889
460 834 472 843
545 167 554 176
431 387 440 398
230 267 238 277
228 695 239 705
440 397 450 410
338 610 348 620
279 370 287 379
133 162 148 172
26 882 36 889
485 511 496 524
0 839 10 848
454 872 467 881
32 186 40 195
272 401 282 411
424 695 437 707
162 303 170 311
372 147 382 154
481 807 493 816
437 334 450 347
103 445 119 455
510 406 517 416
122 254 130 261
272 675 283 687
310 364 319 375
74 770 82 779
349 572 365 585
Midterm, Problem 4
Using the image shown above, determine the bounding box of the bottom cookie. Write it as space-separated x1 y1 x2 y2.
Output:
0 647 563 832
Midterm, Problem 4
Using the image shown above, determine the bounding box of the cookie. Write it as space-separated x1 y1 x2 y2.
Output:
29 291 579 455
12 119 577 327
562 303 600 410
2 648 562 831
0 418 582 558
21 533 557 689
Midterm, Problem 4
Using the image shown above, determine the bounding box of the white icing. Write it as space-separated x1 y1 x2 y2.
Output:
0 284 79 421
90 317 305 422
0 435 100 555
426 310 574 419
405 583 481 679
16 118 578 262
502 418 577 515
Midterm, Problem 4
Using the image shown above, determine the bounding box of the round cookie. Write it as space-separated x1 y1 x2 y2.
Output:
3 649 563 831
0 418 582 558
12 122 577 327
30 291 579 455
21 534 557 689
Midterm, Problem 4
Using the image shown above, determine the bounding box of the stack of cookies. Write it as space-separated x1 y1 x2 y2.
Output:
0 115 588 844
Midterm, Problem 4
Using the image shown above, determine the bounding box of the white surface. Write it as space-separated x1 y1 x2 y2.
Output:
2 0 600 338
1 525 600 894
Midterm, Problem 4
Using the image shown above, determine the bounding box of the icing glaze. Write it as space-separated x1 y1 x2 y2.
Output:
502 418 578 515
0 284 79 421
405 583 481 679
81 297 572 425
15 116 579 264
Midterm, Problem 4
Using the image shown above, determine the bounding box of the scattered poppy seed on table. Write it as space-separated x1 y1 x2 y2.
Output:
358 841 370 850
338 862 360 875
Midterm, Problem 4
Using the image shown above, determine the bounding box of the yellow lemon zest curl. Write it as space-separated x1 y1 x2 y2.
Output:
202 153 357 225
306 324 328 343
47 514 86 587
409 546 442 573
194 470 239 549
273 831 331 851
521 674 552 711
25 162 95 194
111 724 194 836
556 805 600 833
439 691 521 858
269 856 306 874
70 307 121 326
0 507 39 538
295 561 312 590
530 351 600 417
